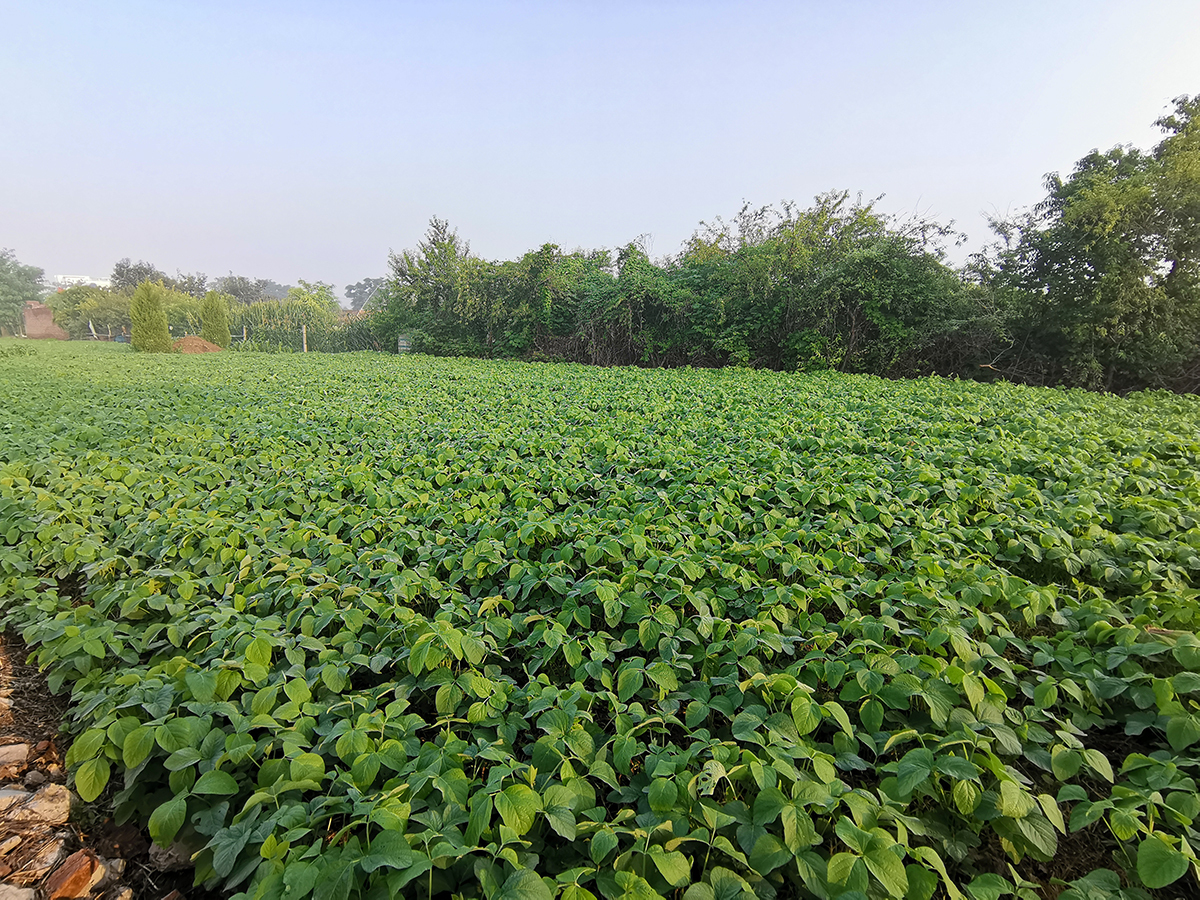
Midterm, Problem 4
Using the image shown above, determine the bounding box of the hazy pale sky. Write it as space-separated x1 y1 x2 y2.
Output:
4 1 1199 299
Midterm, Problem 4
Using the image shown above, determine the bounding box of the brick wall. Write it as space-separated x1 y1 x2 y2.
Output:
23 302 68 340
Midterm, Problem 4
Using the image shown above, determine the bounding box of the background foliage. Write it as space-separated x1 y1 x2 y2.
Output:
228 282 379 353
10 95 1200 393
365 98 1200 393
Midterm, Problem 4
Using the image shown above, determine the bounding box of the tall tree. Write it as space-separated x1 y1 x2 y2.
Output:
174 271 209 299
1152 96 1200 342
980 95 1200 390
376 217 474 354
200 291 232 348
111 258 171 294
344 277 386 311
0 249 44 334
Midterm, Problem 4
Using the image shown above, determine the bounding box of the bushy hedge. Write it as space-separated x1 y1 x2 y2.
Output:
200 291 232 348
130 282 173 352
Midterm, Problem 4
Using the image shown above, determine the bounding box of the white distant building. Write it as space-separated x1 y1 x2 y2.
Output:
53 275 112 289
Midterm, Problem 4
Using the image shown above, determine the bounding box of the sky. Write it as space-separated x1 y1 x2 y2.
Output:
3 1 1199 302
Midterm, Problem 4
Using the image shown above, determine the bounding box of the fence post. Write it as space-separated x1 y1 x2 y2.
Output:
242 325 247 342
302 324 308 353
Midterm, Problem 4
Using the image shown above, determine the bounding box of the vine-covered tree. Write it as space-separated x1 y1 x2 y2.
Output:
375 217 475 355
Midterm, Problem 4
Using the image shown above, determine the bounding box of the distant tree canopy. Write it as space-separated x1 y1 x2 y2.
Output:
0 249 44 334
173 271 209 300
111 258 169 294
109 260 206 299
210 275 293 305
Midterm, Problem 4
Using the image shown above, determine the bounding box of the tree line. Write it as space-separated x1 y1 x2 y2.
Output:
5 95 1197 391
370 96 1200 393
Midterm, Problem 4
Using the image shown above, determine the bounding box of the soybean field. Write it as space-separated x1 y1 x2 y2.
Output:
1 341 1199 900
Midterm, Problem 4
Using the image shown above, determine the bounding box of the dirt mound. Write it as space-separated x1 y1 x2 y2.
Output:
172 336 222 354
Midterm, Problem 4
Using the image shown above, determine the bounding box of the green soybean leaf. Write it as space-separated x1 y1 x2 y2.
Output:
75 757 110 802
185 670 218 703
496 869 553 900
495 783 542 836
897 748 934 795
361 831 413 873
966 874 1011 900
245 637 272 667
934 755 979 782
123 726 157 769
148 794 188 847
542 784 577 840
68 728 107 764
283 861 319 898
649 846 692 886
290 752 326 783
155 719 196 753
648 778 676 813
591 830 619 866
1137 836 1188 889
193 769 239 795
1166 714 1200 751
748 834 791 877
865 845 909 899
617 667 644 703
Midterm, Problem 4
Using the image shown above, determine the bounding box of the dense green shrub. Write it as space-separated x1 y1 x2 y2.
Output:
129 281 172 352
229 294 381 353
200 291 232 348
374 202 981 378
229 298 336 352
